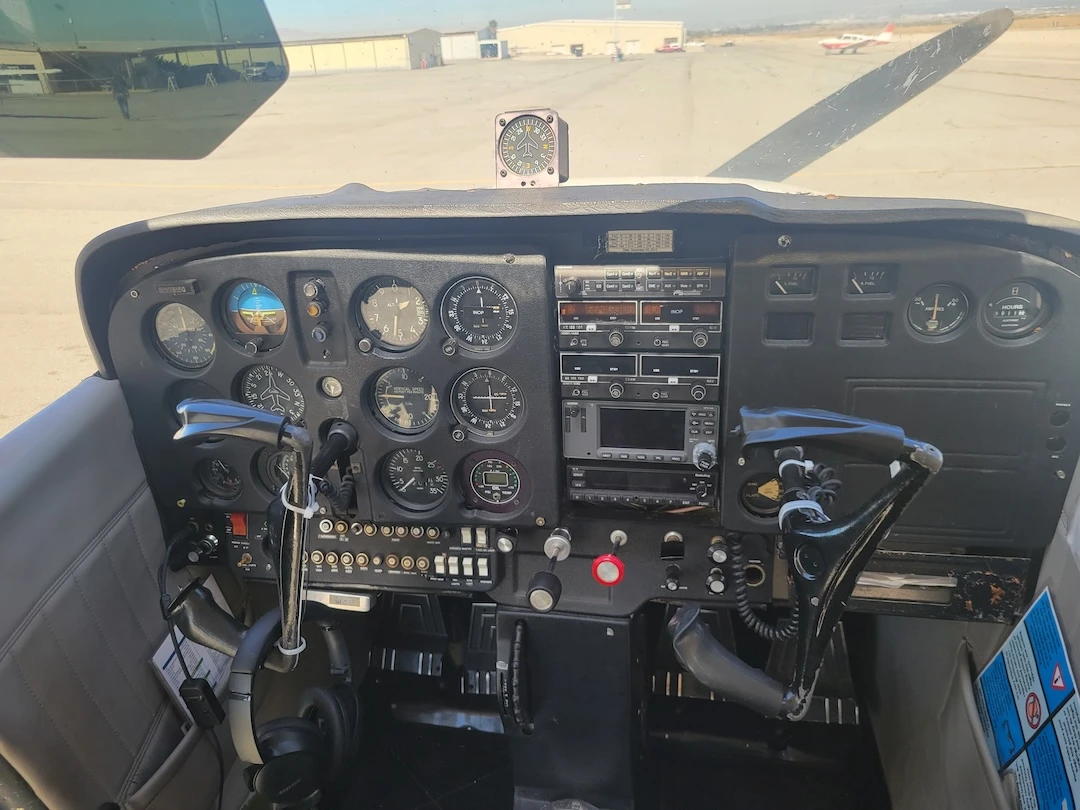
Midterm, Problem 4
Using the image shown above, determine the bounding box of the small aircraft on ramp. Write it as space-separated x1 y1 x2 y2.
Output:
819 23 895 54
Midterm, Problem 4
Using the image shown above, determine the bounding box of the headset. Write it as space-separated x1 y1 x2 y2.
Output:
228 604 362 807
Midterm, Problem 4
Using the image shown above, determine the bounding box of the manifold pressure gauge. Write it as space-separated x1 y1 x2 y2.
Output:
495 109 569 188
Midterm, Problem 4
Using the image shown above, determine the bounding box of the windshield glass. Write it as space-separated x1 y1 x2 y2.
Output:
1 1 1078 434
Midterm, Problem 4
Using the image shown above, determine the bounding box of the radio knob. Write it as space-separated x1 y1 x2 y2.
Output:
693 442 717 471
609 381 625 399
608 330 625 347
651 389 662 400
695 482 711 500
690 384 707 402
692 330 709 348
565 278 581 295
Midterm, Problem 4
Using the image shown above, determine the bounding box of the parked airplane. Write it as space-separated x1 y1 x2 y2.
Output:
819 23 895 54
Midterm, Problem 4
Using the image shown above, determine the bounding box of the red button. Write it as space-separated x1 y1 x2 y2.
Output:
228 512 248 537
592 553 625 587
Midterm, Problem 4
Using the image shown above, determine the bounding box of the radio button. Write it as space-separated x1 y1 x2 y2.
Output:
662 269 677 278
619 281 636 292
646 281 662 292
620 270 635 279
618 453 630 460
678 281 694 291
662 281 676 292
704 429 716 437
690 429 700 436
647 268 661 278
606 270 619 279
571 480 586 488
600 452 613 459
694 281 711 291
678 269 694 279
636 454 647 461
672 455 685 463
690 420 701 426
653 455 664 462
605 281 619 291
695 269 710 278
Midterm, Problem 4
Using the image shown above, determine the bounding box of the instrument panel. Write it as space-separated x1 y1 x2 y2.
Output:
97 212 1080 621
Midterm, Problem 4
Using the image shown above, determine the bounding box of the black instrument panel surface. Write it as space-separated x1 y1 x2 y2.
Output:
108 249 560 529
722 232 1080 551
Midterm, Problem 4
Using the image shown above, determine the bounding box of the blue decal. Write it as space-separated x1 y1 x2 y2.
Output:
983 654 1026 766
1029 724 1076 810
1025 591 1076 716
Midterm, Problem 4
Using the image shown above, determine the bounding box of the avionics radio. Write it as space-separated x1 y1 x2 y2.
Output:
560 353 721 402
556 299 723 351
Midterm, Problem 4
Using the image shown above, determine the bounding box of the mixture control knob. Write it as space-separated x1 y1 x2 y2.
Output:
592 553 625 587
693 442 717 471
609 381 625 399
692 330 709 348
608 330 625 347
707 544 728 565
664 565 681 592
527 570 562 612
690 384 707 402
565 278 581 295
706 570 726 594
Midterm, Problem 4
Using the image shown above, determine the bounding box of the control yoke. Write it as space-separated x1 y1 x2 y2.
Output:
668 407 942 719
174 399 313 668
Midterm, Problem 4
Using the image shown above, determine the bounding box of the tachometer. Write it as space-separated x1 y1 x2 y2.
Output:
451 368 524 437
462 450 531 513
983 280 1049 338
372 367 439 434
239 365 305 421
357 277 429 350
256 448 295 493
223 281 288 351
907 284 969 336
153 303 215 369
441 277 518 351
381 449 449 511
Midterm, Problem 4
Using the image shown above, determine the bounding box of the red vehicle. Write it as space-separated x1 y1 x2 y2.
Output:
655 43 685 53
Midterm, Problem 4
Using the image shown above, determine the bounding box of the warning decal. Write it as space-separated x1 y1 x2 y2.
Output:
978 588 1080 809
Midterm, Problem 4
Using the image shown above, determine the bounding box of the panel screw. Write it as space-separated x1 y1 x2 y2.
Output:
129 289 139 299
358 338 373 353
737 457 746 466
535 517 546 527
451 426 466 442
777 234 792 248
441 340 457 356
176 498 186 508
504 253 516 264
548 167 555 174
500 169 507 177
546 114 554 123
1058 470 1067 479
499 118 506 126
811 596 820 606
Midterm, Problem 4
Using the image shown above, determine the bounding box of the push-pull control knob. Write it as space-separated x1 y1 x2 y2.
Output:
592 529 628 587
707 543 728 565
665 565 681 592
706 569 726 594
609 381 625 399
528 528 572 612
693 442 717 471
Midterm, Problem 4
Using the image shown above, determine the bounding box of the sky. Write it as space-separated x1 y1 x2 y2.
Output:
262 0 1080 37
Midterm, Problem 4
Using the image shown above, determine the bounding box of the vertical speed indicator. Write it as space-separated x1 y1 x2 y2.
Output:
441 277 518 352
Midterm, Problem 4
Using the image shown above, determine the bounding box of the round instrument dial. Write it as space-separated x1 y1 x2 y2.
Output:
256 448 295 494
372 367 440 434
239 365 305 422
499 114 557 177
907 284 969 336
441 277 518 352
223 281 288 350
357 277 429 350
740 474 783 518
196 458 243 500
462 451 530 513
153 303 216 370
451 368 524 437
984 280 1049 338
381 449 449 511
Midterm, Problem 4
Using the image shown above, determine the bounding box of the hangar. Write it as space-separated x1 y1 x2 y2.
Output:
282 30 444 75
498 19 685 57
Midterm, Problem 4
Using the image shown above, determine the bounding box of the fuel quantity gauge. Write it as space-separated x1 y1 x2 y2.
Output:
767 267 816 297
847 265 897 295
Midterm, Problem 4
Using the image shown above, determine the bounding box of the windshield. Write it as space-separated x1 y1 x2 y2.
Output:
1 1 1077 435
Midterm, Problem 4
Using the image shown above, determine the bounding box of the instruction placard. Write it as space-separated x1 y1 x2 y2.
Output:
976 588 1080 810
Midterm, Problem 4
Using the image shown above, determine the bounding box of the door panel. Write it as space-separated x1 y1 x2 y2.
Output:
0 377 223 809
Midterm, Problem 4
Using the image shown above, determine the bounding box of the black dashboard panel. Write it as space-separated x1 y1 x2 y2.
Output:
108 249 561 528
75 183 1080 621
722 232 1080 551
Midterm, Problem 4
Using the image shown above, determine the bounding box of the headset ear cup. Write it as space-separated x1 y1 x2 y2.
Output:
298 686 351 778
253 718 325 805
330 682 363 761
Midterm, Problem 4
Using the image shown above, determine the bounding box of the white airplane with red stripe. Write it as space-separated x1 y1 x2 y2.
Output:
819 23 895 54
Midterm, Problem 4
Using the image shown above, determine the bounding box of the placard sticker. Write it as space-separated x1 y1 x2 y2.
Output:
978 589 1080 809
